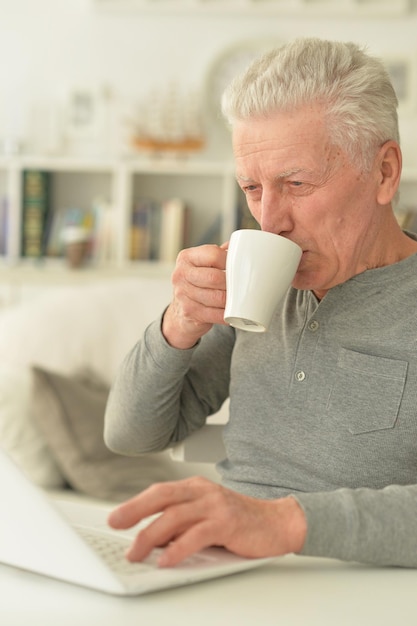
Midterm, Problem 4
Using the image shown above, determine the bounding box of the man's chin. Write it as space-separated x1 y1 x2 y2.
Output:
291 271 313 292
292 271 324 293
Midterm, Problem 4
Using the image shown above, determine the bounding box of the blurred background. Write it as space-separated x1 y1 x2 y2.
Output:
0 0 416 164
0 0 416 281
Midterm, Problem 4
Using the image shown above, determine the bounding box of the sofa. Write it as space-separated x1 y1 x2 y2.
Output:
0 275 225 507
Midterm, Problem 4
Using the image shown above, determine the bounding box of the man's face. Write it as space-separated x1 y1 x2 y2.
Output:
232 107 383 299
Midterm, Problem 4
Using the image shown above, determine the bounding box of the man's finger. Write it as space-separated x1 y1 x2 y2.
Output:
107 478 204 529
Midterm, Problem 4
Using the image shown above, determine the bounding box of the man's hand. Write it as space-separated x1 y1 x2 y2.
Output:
162 244 228 349
107 477 307 567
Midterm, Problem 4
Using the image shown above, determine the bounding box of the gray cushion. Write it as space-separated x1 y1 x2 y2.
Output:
31 366 219 501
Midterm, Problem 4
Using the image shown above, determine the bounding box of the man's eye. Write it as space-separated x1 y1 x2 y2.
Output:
290 180 303 187
243 185 258 193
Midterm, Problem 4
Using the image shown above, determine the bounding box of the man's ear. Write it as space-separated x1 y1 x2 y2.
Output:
376 140 402 205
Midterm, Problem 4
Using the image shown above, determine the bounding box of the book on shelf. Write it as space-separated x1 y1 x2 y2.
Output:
91 199 117 264
130 196 188 262
159 198 188 263
0 196 8 256
43 207 66 258
44 207 90 258
44 203 111 263
130 198 155 261
21 170 52 258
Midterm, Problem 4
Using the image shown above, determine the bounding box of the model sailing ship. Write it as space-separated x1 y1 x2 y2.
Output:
130 84 205 155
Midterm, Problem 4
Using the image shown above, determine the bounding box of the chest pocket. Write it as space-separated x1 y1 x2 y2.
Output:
327 348 408 434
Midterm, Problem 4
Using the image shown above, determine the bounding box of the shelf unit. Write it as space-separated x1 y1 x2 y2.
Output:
0 154 238 270
0 154 416 307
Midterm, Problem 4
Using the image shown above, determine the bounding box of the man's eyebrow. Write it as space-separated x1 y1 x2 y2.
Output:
276 168 307 179
236 168 310 183
236 174 256 183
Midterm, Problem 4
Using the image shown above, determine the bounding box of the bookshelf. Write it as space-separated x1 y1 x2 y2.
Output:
0 155 238 272
0 155 416 307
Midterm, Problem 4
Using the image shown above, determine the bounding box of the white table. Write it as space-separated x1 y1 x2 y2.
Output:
1 552 416 626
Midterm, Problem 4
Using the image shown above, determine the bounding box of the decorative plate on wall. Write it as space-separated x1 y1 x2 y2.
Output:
205 39 282 130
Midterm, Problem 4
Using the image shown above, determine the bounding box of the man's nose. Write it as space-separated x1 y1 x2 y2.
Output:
259 191 293 235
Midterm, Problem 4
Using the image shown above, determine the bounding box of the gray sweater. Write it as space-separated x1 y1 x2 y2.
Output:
104 251 417 567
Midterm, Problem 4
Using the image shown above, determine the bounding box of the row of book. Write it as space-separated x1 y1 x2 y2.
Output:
19 170 189 264
0 196 8 256
20 170 114 263
16 171 417 266
130 197 189 263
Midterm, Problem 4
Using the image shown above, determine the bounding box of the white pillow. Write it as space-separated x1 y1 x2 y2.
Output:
0 277 172 489
0 364 64 488
0 277 223 489
0 277 173 383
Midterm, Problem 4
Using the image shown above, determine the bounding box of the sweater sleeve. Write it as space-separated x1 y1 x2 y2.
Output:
104 315 234 456
293 483 417 567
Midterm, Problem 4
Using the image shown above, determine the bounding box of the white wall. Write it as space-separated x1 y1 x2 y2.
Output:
0 0 416 165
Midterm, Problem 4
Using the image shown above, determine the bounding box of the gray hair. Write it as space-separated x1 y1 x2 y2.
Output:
221 38 399 171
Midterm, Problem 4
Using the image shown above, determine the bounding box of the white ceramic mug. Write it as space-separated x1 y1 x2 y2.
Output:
224 229 302 332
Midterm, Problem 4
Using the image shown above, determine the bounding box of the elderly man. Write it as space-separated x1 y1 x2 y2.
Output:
104 38 417 569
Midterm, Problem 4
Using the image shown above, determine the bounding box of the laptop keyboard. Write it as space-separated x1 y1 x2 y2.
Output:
76 526 161 576
76 526 219 577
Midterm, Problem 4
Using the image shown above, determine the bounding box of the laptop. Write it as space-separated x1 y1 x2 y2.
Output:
0 445 272 596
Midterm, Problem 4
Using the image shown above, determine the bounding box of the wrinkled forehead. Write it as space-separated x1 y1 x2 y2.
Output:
231 110 341 177
232 106 331 149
